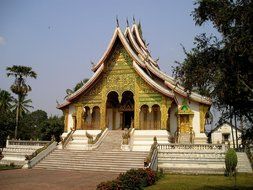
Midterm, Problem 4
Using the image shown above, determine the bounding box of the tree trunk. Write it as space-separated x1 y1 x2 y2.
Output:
234 114 238 149
230 107 235 148
14 95 21 139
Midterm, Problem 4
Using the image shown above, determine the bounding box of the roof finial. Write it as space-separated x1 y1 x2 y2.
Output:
126 18 129 27
133 16 136 24
116 15 119 27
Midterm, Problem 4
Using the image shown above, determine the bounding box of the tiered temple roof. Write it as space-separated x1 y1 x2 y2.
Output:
58 23 211 109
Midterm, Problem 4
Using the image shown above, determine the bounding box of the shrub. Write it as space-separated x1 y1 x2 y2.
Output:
96 179 122 190
225 148 238 176
97 168 157 190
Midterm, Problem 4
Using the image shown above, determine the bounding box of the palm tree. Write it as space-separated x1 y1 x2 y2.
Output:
12 95 34 117
6 65 37 139
0 89 13 112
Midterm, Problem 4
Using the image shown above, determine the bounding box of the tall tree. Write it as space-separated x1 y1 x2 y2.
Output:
6 65 37 139
12 95 34 118
174 0 253 129
0 89 15 147
0 89 13 112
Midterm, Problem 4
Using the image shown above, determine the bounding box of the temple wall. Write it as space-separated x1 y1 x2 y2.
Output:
170 105 178 135
175 95 202 135
67 105 75 131
191 102 201 135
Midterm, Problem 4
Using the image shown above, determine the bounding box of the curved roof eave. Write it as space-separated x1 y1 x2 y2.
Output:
92 28 119 72
57 64 105 110
131 24 159 67
164 81 212 105
145 62 212 105
67 64 105 101
133 61 174 98
57 101 71 109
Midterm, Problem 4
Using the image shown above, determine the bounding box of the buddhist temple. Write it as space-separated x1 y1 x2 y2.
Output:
57 21 211 144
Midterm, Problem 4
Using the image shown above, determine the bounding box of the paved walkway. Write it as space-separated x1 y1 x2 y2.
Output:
0 169 119 190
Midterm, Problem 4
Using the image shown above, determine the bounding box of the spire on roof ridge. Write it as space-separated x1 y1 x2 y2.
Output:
133 16 136 24
126 18 129 27
116 15 119 27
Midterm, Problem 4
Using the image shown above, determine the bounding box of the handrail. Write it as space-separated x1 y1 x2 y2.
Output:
128 128 135 148
23 141 57 169
90 128 108 150
149 147 158 171
62 130 75 149
144 137 158 171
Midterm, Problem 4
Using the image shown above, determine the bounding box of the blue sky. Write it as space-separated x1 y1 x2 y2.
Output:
0 0 219 115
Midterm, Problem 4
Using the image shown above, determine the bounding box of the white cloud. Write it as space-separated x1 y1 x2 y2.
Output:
0 36 6 45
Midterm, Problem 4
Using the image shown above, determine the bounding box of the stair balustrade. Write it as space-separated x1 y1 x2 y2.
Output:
7 139 50 147
62 130 75 149
23 141 58 169
144 137 158 171
158 143 228 152
89 128 108 150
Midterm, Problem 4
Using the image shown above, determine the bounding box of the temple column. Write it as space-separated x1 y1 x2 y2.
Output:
134 79 140 129
199 104 209 133
120 112 123 129
161 97 172 130
63 108 69 132
100 81 107 129
76 104 83 130
112 108 116 129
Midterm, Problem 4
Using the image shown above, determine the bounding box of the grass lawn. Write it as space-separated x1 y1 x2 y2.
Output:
146 173 253 190
0 165 22 170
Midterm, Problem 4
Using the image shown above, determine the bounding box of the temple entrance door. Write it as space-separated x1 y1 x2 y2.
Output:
123 111 134 129
119 91 134 130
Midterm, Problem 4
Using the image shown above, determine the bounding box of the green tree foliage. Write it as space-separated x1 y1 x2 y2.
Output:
6 65 37 139
174 0 253 125
18 110 47 140
225 148 238 176
0 89 13 112
12 95 33 118
40 116 64 142
0 89 15 147
0 111 15 148
65 78 89 99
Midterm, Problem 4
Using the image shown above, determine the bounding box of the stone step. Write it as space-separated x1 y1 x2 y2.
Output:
43 155 145 160
40 157 144 163
51 150 147 155
37 162 143 168
162 167 224 174
236 152 252 173
37 160 143 166
39 161 144 167
34 165 141 173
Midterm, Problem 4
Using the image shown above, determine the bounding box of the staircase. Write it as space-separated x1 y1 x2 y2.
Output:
132 130 169 151
179 133 191 144
98 131 123 151
34 130 148 173
34 149 147 173
236 152 252 173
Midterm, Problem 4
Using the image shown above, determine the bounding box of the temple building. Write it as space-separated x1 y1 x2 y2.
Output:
57 22 211 144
